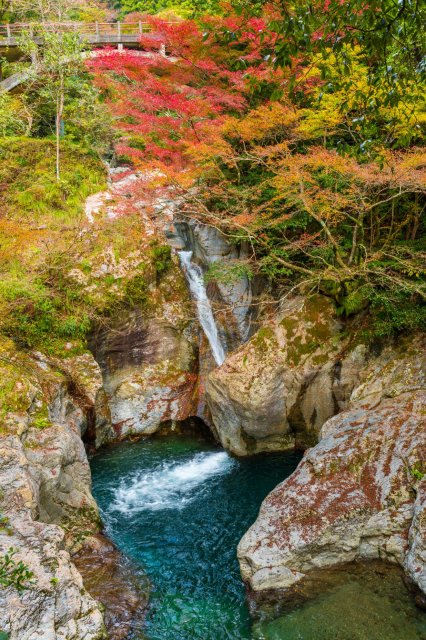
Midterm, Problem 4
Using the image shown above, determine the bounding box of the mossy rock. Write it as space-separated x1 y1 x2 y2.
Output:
252 326 278 354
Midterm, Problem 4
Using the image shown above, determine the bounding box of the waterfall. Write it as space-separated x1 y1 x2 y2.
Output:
178 250 226 366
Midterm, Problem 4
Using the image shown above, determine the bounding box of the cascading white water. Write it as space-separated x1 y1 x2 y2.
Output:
111 451 233 513
178 250 226 366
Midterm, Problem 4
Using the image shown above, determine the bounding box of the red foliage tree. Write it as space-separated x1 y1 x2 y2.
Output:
87 14 283 183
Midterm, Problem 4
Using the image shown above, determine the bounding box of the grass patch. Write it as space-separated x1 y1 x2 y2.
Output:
0 137 106 225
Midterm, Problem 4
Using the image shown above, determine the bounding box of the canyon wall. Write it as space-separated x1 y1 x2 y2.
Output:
0 180 202 638
1 175 425 639
90 264 199 440
0 341 106 640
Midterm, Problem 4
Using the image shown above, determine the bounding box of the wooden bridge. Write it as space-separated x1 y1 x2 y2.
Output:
0 21 158 49
0 21 167 93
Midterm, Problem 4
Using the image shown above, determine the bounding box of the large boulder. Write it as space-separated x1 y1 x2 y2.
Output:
238 341 426 600
0 438 106 640
206 295 367 455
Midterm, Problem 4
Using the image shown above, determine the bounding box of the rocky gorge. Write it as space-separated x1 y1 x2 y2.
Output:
0 169 425 640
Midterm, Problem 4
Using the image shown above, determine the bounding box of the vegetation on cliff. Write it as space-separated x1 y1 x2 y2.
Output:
86 5 425 338
0 138 175 355
0 547 34 592
0 0 425 358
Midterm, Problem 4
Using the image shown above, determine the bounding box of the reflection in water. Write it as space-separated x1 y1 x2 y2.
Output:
74 534 149 640
254 562 426 640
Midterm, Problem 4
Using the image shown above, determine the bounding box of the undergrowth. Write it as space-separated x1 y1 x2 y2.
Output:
0 138 172 356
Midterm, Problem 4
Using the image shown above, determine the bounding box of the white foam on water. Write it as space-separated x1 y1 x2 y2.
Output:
111 452 234 514
178 251 226 366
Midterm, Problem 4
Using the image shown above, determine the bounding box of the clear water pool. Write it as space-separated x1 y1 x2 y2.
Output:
90 435 426 640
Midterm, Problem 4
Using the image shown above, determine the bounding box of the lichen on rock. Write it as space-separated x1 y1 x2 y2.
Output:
91 308 199 439
237 339 426 601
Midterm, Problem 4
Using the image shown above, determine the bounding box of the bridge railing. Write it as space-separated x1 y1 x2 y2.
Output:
0 21 155 43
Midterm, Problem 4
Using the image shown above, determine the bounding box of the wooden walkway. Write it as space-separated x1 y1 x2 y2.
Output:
0 69 30 91
0 21 157 48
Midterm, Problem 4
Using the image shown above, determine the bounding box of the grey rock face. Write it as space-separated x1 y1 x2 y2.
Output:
206 295 366 455
238 342 426 599
0 438 105 640
43 352 114 448
172 220 257 343
405 480 426 601
92 310 198 439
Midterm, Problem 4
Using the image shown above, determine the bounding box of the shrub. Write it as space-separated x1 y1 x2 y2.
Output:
0 548 35 593
150 243 172 277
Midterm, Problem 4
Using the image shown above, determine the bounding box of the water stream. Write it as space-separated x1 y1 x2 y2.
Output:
178 250 226 366
90 436 426 640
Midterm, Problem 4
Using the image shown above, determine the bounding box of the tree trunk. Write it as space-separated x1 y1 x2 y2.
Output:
55 75 65 182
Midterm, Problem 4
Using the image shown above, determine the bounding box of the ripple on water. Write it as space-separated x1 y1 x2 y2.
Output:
90 436 426 640
111 451 234 514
